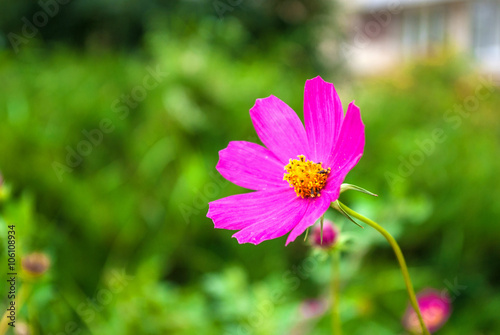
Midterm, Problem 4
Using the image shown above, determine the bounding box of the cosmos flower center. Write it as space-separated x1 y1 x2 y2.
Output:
283 155 330 198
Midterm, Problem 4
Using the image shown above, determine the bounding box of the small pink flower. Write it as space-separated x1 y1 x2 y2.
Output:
290 298 329 335
310 219 339 248
403 289 452 333
299 298 329 320
207 76 365 245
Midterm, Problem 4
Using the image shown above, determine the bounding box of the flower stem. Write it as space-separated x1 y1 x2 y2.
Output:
332 249 342 335
337 201 430 335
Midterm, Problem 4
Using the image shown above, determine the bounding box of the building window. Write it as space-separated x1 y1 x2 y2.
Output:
429 6 446 45
403 9 423 54
472 0 500 64
403 6 446 57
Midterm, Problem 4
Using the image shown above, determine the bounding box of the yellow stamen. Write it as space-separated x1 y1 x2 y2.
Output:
283 155 330 198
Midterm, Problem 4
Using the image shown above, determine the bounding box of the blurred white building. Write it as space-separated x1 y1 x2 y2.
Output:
339 0 500 76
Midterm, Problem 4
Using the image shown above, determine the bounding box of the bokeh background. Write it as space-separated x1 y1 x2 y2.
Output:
0 0 499 334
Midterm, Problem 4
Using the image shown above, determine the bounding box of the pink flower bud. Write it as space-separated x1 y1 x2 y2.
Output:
310 219 339 248
299 298 328 320
14 321 30 335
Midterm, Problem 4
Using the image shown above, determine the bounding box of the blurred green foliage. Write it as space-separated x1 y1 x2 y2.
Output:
0 1 500 335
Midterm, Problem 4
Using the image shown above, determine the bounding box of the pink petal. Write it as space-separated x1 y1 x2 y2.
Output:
207 188 298 231
232 192 310 245
326 102 365 172
403 289 452 333
304 76 344 163
285 194 332 245
322 153 363 201
250 95 310 164
216 141 285 191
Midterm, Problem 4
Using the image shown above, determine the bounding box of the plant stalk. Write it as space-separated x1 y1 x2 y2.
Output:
337 201 430 335
332 249 342 335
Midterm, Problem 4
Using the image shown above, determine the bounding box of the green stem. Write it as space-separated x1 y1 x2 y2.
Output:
332 249 342 335
337 201 430 335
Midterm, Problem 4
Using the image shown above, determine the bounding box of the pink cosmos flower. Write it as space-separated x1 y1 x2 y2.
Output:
207 76 365 245
403 289 452 333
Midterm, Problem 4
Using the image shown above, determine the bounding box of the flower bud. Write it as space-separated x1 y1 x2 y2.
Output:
14 322 30 335
402 289 451 333
22 252 51 277
299 298 328 320
310 219 339 248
